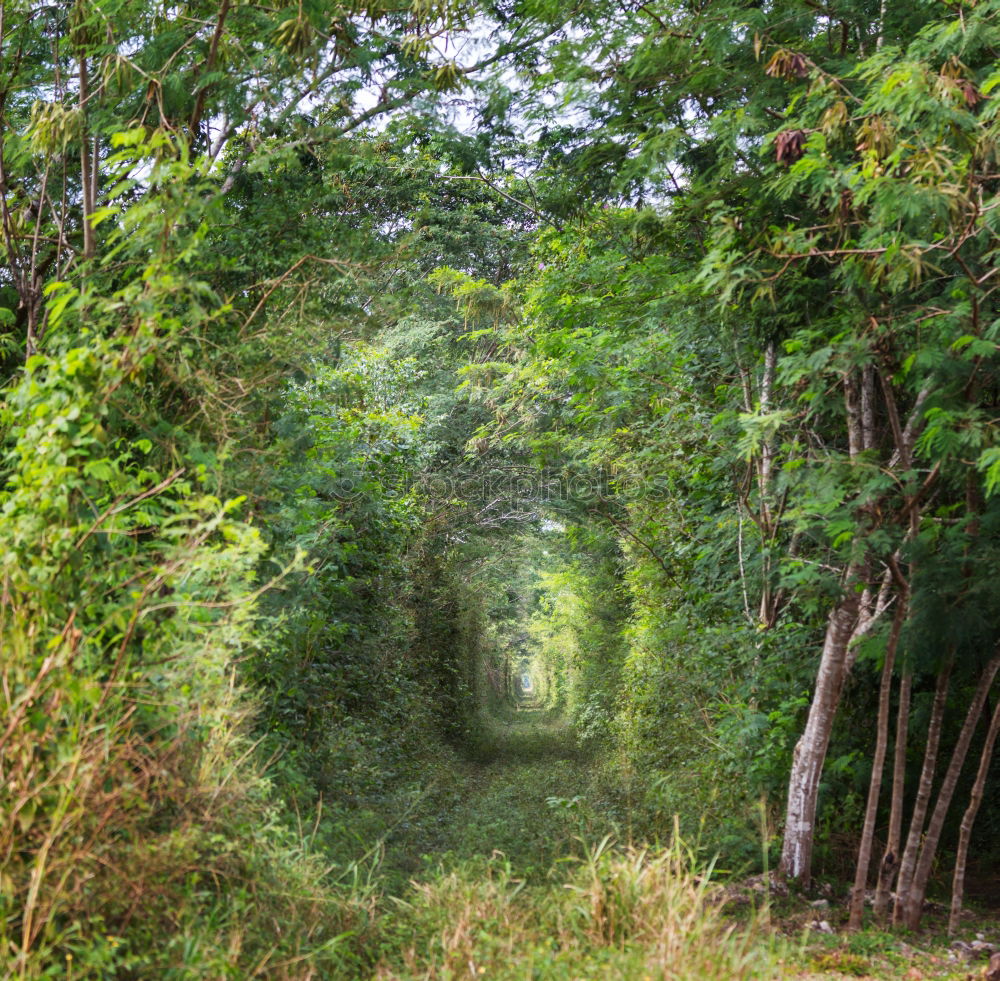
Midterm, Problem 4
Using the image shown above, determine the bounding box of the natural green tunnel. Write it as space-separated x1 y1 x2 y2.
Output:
3 1 1000 978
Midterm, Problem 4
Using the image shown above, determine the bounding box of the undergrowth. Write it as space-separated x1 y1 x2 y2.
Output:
0 616 378 980
374 837 781 980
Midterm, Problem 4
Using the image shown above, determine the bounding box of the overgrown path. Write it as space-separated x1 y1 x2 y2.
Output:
382 704 604 883
366 708 991 981
367 703 779 980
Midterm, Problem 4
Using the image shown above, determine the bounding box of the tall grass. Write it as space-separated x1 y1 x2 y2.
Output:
0 611 376 980
375 834 782 980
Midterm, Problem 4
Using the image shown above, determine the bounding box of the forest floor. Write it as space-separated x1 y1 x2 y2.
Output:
363 705 998 980
381 703 597 880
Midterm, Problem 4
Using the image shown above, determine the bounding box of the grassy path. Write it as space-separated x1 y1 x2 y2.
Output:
361 707 994 980
367 708 779 980
381 706 602 882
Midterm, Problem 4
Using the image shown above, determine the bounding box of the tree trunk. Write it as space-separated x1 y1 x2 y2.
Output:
848 591 906 929
861 364 877 452
949 695 1000 934
778 574 863 885
757 341 779 627
873 668 911 923
844 371 864 460
894 661 952 924
777 373 875 886
79 55 95 260
902 651 1000 929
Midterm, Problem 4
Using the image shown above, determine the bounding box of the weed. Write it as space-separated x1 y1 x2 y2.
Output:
811 951 871 976
374 835 782 980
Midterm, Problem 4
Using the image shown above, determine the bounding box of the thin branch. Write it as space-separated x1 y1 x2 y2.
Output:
594 507 681 587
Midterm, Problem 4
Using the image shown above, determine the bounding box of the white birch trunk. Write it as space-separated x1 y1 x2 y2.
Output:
778 579 862 885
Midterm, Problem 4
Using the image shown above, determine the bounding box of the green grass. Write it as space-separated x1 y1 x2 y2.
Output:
357 704 998 981
371 706 604 881
359 705 783 979
372 841 782 980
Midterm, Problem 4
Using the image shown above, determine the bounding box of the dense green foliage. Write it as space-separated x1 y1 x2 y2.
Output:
2 0 999 975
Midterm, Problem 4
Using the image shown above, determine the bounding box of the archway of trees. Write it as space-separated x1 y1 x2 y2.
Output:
2 0 1000 976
